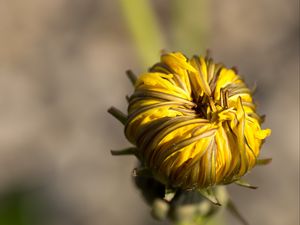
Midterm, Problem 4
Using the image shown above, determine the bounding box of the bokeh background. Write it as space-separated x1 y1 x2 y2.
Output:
0 0 299 225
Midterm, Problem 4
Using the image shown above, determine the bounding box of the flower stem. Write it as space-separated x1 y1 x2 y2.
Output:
170 0 210 55
118 0 166 67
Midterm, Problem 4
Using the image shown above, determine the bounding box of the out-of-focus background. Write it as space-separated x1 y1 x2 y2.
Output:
0 0 298 225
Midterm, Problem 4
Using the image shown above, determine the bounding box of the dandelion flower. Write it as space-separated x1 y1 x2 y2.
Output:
110 52 271 191
109 51 272 224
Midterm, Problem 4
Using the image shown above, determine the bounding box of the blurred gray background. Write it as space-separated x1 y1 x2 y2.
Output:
0 0 298 225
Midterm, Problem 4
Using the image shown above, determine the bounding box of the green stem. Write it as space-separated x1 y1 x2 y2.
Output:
119 0 166 67
171 0 210 55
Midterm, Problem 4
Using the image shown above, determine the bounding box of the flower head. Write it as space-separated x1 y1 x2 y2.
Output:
123 52 271 190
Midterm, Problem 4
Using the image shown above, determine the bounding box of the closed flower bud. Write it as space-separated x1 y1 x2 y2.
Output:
122 52 271 190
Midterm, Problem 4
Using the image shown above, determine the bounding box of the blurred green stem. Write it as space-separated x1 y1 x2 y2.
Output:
171 0 210 55
119 0 165 67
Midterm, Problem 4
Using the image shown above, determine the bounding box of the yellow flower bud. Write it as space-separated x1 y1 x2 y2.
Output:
123 52 271 190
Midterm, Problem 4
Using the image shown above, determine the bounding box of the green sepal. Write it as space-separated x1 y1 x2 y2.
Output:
107 107 127 125
110 147 137 156
126 70 137 85
132 167 152 177
227 199 249 225
197 188 221 206
256 158 272 166
234 179 258 189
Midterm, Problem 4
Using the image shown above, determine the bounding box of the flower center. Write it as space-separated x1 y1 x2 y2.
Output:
192 88 229 123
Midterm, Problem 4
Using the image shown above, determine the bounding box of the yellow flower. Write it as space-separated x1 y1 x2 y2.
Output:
114 52 271 190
